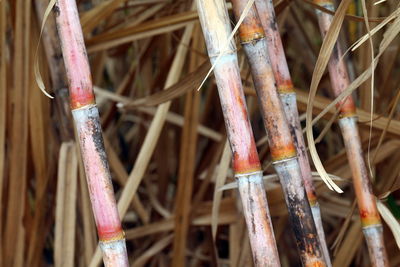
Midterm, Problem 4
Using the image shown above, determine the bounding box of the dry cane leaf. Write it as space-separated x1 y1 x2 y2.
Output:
120 61 210 108
34 0 56 99
377 200 400 249
306 0 352 193
218 172 344 191
211 140 231 240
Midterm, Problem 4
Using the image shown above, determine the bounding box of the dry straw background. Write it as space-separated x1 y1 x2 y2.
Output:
1 0 400 266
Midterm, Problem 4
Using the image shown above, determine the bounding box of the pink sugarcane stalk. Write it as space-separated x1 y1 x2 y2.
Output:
254 0 332 265
312 1 389 266
196 0 280 265
54 1 129 266
231 1 327 266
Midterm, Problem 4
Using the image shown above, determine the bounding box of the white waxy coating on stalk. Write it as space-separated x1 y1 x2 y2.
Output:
274 158 305 201
236 172 280 266
196 0 235 57
100 240 130 267
363 226 389 266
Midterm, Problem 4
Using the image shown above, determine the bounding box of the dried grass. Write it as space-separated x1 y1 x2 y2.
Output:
1 0 400 266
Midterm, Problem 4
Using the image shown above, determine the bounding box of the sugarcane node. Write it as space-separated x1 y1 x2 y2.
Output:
337 100 356 118
98 228 125 243
233 150 262 174
69 86 95 109
307 193 318 206
237 21 265 44
207 48 237 59
239 31 266 44
270 144 297 162
278 83 296 94
360 210 382 227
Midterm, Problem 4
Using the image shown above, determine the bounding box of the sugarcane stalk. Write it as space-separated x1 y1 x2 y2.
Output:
254 0 332 265
312 1 389 266
231 1 327 266
196 0 280 265
54 1 129 266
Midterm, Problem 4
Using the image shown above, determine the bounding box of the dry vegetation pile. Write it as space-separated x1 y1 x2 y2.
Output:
1 0 400 266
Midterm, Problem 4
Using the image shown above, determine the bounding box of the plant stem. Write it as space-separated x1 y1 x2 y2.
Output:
313 1 388 266
54 1 129 266
196 0 280 265
232 1 327 266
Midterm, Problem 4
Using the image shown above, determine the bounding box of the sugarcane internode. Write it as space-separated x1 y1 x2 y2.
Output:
54 0 129 266
339 116 381 229
254 0 295 95
314 2 356 119
72 106 126 243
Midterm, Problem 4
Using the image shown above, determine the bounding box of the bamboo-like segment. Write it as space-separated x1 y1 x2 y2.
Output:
54 1 129 266
231 1 327 266
313 1 389 266
196 0 280 265
254 3 332 262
